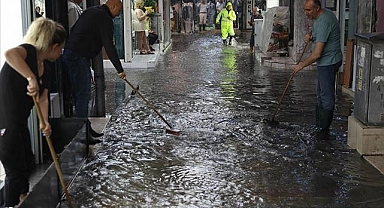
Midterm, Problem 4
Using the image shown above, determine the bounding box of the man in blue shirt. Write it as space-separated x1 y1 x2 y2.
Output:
292 0 342 136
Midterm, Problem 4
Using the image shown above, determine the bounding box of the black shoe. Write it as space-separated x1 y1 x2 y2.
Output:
315 130 333 140
88 136 102 145
90 127 104 137
229 36 234 45
131 84 139 95
80 135 102 145
316 107 333 134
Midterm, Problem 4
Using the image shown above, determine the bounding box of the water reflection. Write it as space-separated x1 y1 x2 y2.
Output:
67 33 384 207
220 47 237 101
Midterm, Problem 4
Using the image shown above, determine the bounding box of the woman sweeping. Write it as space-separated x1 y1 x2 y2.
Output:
0 18 66 207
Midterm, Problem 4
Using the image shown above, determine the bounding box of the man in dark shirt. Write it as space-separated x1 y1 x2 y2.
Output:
248 7 263 53
62 0 126 121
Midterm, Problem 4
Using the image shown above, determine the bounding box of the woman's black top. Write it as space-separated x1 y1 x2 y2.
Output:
0 44 50 130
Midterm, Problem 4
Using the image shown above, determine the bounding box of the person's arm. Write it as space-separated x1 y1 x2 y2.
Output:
304 33 312 43
4 46 39 96
229 10 236 21
136 9 148 21
68 5 80 30
293 41 324 74
38 89 52 137
247 15 253 26
101 17 125 77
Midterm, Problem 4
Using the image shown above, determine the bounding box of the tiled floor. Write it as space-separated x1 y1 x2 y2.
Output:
103 44 161 69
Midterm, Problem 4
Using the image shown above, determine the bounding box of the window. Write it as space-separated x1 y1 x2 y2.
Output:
325 0 337 11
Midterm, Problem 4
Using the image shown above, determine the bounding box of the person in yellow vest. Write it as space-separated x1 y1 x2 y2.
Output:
216 1 236 45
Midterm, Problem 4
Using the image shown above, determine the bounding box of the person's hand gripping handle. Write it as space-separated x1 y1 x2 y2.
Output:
118 71 126 79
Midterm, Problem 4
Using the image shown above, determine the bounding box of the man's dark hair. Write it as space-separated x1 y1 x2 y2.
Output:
314 0 321 8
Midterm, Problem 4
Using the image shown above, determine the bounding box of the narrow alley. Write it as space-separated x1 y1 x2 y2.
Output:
67 32 384 207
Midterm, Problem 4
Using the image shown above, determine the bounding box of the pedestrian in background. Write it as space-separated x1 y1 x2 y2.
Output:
147 30 158 51
67 0 83 33
248 6 263 53
62 0 126 144
292 0 342 136
207 0 216 27
182 1 194 33
132 0 153 55
215 0 225 29
35 6 43 18
171 6 181 33
216 1 236 45
0 18 66 207
197 0 209 31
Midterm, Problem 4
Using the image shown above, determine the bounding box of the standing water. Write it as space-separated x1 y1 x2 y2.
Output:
68 32 384 207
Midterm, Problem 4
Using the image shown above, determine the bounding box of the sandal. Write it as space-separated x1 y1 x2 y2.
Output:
147 51 154 54
139 51 147 55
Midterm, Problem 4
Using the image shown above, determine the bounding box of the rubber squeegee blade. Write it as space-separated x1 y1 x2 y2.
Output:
166 129 181 136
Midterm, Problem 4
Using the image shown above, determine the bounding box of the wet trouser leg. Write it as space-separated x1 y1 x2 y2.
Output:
250 33 255 48
227 23 235 45
201 13 207 30
63 50 92 118
316 61 341 131
315 105 333 132
221 22 230 40
250 28 255 50
148 33 158 45
0 127 33 207
229 36 234 45
228 23 235 37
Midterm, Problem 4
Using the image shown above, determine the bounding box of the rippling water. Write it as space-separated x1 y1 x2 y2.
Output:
68 32 384 208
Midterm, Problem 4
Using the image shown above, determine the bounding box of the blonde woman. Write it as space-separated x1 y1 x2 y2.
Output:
132 0 153 54
0 17 66 207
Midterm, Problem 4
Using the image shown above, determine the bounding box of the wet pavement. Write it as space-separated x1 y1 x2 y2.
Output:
67 32 384 207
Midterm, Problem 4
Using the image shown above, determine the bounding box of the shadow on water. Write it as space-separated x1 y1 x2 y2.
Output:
67 32 384 207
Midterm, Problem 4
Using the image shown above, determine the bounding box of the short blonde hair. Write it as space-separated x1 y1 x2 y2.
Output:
134 0 144 9
24 17 66 52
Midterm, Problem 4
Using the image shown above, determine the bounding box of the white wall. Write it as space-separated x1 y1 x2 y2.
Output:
0 0 29 181
0 0 25 67
266 0 279 9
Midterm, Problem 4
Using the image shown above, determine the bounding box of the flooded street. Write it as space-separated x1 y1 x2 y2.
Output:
70 32 384 207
